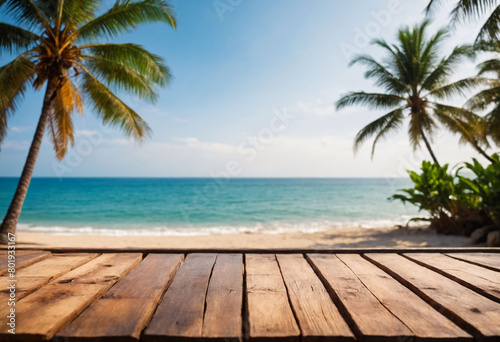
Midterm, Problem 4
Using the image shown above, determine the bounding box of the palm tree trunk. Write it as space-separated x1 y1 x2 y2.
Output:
0 79 57 244
471 140 495 163
420 128 440 166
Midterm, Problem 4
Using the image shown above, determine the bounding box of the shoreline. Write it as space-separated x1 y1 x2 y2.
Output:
16 226 474 249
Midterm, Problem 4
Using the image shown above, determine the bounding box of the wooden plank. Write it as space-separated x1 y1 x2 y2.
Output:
405 253 500 302
58 254 184 341
366 253 500 341
336 254 472 341
447 253 500 272
245 254 300 342
144 253 217 342
0 253 98 303
6 246 500 255
202 254 243 341
0 253 142 341
0 250 51 275
308 254 413 342
276 254 355 342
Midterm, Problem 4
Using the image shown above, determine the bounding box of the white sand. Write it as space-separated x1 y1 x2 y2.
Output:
16 226 473 249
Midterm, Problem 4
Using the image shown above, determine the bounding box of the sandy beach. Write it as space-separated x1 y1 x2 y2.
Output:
16 226 474 249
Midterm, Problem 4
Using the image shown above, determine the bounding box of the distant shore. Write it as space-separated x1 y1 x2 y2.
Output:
16 226 473 249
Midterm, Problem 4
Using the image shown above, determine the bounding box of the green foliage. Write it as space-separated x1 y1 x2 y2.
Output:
426 0 500 42
0 0 176 159
391 155 500 235
458 154 500 224
336 21 489 162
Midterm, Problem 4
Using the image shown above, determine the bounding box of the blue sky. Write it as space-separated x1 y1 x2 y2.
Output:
0 0 495 177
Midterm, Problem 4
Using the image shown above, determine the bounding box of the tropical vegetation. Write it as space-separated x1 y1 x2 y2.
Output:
426 0 500 42
336 21 493 165
390 156 500 236
0 0 176 243
338 1 500 243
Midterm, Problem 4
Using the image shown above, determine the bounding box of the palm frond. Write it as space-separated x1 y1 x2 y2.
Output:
465 85 500 111
433 103 484 145
75 0 176 41
476 4 500 42
336 92 404 110
369 108 405 158
425 0 443 16
421 45 475 91
83 55 159 102
485 104 500 143
0 0 53 33
0 23 40 56
79 65 151 140
477 58 500 76
48 71 83 160
61 0 100 29
353 107 406 154
0 56 36 148
82 43 170 86
428 77 492 99
408 112 437 150
452 0 498 20
349 55 408 94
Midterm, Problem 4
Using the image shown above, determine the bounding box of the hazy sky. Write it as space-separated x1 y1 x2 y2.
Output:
0 0 496 178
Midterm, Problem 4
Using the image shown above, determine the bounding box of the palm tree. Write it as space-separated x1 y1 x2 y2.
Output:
336 21 493 165
0 0 176 243
426 0 500 42
466 41 500 144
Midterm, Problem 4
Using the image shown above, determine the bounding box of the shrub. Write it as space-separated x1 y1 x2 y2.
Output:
390 156 499 235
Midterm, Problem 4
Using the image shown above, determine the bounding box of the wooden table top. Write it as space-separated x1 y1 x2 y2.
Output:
0 248 499 342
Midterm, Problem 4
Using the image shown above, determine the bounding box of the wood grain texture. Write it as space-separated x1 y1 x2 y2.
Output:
366 253 500 341
308 254 413 342
336 254 471 341
0 250 51 275
276 254 355 342
144 253 217 342
202 254 243 341
405 253 500 302
0 253 98 303
7 246 500 253
0 253 142 342
58 254 184 341
245 254 300 342
446 253 500 272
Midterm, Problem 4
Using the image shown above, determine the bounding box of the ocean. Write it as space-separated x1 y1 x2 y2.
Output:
0 178 420 236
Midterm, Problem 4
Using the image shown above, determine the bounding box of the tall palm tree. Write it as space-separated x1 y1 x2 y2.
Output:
0 0 176 243
336 21 493 165
426 0 500 42
466 41 500 144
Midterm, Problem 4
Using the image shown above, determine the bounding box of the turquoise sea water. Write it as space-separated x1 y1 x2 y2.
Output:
0 178 420 236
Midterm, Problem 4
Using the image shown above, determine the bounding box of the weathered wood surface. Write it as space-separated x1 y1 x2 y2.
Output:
366 253 500 341
0 250 51 275
308 253 414 341
276 254 354 342
143 253 217 342
405 253 500 302
202 254 244 341
0 253 142 341
336 254 471 341
0 251 498 342
0 253 98 304
246 254 300 342
447 252 500 272
58 253 184 341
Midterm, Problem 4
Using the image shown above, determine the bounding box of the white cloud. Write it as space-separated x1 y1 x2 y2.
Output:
289 99 336 117
58 131 491 178
2 141 30 150
11 126 31 133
